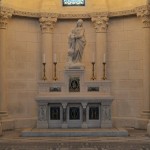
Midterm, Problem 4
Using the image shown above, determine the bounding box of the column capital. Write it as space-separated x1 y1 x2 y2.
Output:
39 16 58 33
136 4 150 28
0 7 13 29
90 14 109 33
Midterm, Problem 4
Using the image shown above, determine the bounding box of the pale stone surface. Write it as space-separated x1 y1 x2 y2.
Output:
6 17 40 120
107 16 146 128
0 4 149 131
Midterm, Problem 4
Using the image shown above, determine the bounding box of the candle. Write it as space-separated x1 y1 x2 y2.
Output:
103 54 106 63
43 53 46 63
53 53 57 63
92 53 95 63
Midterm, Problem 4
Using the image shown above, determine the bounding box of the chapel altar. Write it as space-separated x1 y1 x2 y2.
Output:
36 67 113 129
36 19 113 129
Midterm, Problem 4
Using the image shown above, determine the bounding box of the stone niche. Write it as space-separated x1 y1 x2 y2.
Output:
36 68 113 129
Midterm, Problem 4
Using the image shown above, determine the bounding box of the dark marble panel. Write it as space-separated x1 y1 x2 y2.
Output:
89 106 99 120
50 107 60 120
69 107 80 120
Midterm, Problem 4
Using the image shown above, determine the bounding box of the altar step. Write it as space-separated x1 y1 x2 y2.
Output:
21 128 128 137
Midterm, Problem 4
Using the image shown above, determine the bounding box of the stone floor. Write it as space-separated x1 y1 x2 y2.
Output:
0 128 150 150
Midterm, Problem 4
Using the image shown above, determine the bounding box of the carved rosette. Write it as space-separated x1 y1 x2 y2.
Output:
0 7 13 29
136 5 150 28
39 16 57 33
91 15 109 33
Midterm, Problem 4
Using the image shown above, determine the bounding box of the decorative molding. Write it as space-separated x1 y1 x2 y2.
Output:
14 10 40 18
90 15 109 32
136 5 150 28
39 16 58 33
0 6 13 29
59 13 90 19
109 9 136 17
1 5 150 23
1 5 150 19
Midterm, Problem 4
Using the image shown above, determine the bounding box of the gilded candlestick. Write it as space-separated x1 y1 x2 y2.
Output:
53 62 58 81
91 62 96 80
102 62 107 80
42 63 47 81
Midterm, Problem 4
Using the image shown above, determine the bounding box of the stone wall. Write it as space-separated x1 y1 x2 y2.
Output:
6 16 41 122
107 16 144 127
5 15 146 128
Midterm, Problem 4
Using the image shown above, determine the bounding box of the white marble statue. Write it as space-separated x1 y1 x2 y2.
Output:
67 19 86 67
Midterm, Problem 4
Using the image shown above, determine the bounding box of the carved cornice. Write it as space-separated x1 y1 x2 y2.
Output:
1 5 150 22
59 13 90 19
14 10 40 18
136 5 150 28
0 7 13 29
0 6 138 19
109 9 136 17
39 16 58 33
90 14 109 33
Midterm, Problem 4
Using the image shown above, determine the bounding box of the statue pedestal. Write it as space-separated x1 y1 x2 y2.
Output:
65 62 85 70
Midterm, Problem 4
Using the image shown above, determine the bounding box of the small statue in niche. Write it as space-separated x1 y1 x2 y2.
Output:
67 19 86 67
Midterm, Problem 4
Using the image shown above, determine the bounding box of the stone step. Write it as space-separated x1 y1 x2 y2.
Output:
21 128 128 137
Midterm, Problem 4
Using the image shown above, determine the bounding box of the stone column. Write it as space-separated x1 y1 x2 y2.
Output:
136 5 150 135
39 16 57 80
91 15 109 80
0 8 12 115
62 103 68 128
81 102 87 128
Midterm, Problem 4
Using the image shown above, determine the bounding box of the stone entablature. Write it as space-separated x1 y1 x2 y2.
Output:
0 4 149 20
